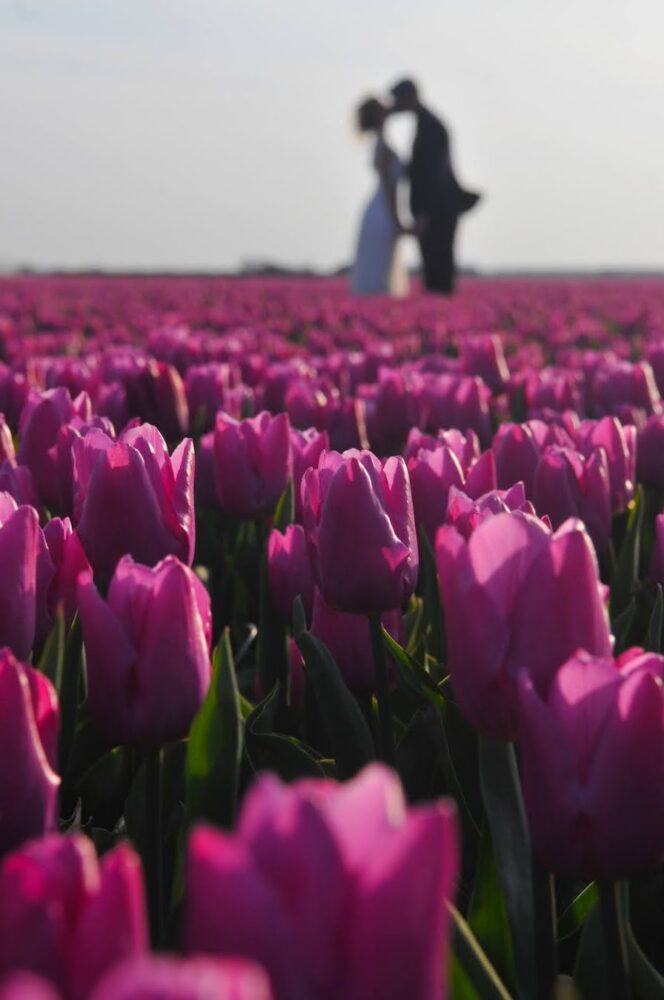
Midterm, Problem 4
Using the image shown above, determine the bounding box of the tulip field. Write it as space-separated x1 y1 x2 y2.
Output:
1 272 664 999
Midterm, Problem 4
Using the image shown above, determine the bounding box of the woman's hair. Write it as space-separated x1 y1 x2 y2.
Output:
356 97 386 133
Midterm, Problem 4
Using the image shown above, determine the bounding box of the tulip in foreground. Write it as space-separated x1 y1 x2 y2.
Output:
184 764 458 1000
518 648 664 880
89 955 273 1000
0 835 148 1000
77 555 211 745
436 512 612 741
0 649 60 857
302 450 418 614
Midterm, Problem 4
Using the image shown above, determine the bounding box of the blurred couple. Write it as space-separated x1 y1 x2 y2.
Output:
351 78 481 298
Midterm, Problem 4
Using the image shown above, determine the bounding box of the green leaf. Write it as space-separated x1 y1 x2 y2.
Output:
58 616 84 777
255 539 289 712
381 627 445 710
418 525 445 664
558 882 598 939
37 611 65 686
613 597 638 655
468 825 515 991
646 585 663 653
272 478 294 532
449 903 513 1000
246 732 326 780
293 597 375 779
76 745 132 830
612 487 644 618
573 900 611 999
478 737 536 1000
627 923 664 999
185 629 242 828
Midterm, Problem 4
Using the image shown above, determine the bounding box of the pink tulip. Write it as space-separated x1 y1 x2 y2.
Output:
0 836 148 1000
213 411 292 518
77 555 211 745
89 956 273 1000
0 649 60 856
0 493 40 658
72 424 195 581
302 450 418 614
184 764 458 1000
436 512 612 740
518 648 664 879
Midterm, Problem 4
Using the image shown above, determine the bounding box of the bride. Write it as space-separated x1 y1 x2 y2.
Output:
350 96 410 297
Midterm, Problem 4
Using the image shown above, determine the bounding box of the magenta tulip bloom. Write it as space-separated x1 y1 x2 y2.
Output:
0 493 40 659
290 427 329 522
533 446 612 554
184 764 458 1000
0 835 148 1000
518 648 664 879
267 524 314 624
17 388 91 511
445 482 540 539
407 445 496 541
574 416 636 513
311 589 403 693
72 424 195 581
213 411 292 518
302 450 418 614
436 513 612 741
0 649 59 856
77 555 211 745
41 518 91 629
90 956 273 1000
0 973 60 1000
407 446 464 542
592 360 661 420
0 415 15 465
637 415 664 491
460 333 509 393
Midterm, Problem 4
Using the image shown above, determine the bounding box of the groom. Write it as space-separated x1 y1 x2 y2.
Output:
390 78 480 295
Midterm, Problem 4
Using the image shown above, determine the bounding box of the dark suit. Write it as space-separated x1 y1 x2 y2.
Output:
410 105 474 294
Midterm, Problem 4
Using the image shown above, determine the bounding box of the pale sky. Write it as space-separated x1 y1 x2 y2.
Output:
1 0 663 272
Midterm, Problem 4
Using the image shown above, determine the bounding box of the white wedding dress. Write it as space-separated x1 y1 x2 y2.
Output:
351 140 409 297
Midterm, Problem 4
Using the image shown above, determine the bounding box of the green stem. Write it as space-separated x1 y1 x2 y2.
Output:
145 747 164 947
368 614 394 764
598 880 632 1000
532 855 557 999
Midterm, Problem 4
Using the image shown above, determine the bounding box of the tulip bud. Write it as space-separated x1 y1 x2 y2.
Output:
17 388 91 512
302 450 418 614
533 446 612 554
77 555 211 745
436 513 612 741
0 836 148 1000
637 415 664 491
89 956 273 1000
73 424 195 582
574 416 636 513
267 524 314 624
42 518 91 629
184 764 458 1000
0 493 40 659
213 411 292 519
290 427 329 522
0 650 60 856
518 648 664 879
